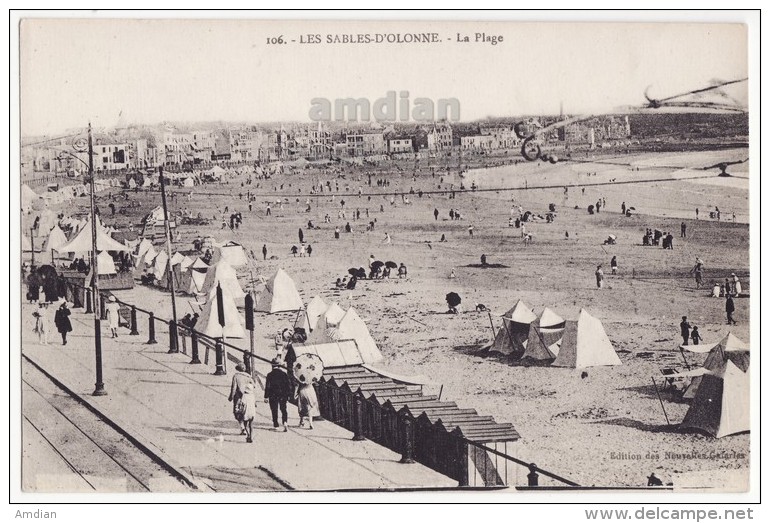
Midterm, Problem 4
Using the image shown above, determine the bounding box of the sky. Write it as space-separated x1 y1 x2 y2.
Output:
19 18 748 136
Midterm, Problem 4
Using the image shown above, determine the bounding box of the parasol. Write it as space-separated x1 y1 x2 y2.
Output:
371 260 384 270
293 353 324 385
446 292 461 308
385 261 398 269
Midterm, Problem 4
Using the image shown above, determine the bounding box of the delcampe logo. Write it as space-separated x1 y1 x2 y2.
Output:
309 91 460 122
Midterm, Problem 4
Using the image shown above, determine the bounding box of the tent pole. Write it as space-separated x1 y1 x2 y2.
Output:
679 346 691 370
487 311 496 339
651 377 671 425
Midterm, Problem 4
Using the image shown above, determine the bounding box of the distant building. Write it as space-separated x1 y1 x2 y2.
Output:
345 130 386 156
387 137 414 154
426 123 453 151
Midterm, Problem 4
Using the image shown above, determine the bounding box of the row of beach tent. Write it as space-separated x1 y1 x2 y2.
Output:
485 300 621 368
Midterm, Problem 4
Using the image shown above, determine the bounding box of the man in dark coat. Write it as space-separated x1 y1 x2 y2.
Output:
726 295 737 325
680 316 691 345
54 302 72 345
264 358 291 431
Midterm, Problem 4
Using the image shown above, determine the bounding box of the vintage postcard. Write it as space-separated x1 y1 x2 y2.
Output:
11 11 758 510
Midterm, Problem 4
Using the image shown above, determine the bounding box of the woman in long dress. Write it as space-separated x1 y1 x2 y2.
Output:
240 381 258 443
32 303 50 345
295 382 318 430
732 274 742 296
105 295 121 338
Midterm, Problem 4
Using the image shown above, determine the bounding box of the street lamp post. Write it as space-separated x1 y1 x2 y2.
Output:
87 123 107 396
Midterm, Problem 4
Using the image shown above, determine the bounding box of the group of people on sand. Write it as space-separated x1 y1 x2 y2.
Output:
642 227 674 249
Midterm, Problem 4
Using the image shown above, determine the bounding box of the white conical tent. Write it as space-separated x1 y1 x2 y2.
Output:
97 251 117 275
325 307 383 364
214 241 248 267
172 255 194 290
136 238 153 258
489 300 537 355
297 295 330 334
21 184 41 212
683 333 749 399
140 245 159 272
33 210 58 238
680 360 749 438
183 257 208 295
200 259 245 298
197 285 246 338
57 218 130 253
552 309 621 368
254 268 303 313
183 177 195 187
522 311 566 362
152 250 169 281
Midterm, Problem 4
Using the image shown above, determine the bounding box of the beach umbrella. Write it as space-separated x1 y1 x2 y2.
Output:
446 292 461 308
385 261 398 269
293 353 324 385
348 267 359 276
371 260 384 270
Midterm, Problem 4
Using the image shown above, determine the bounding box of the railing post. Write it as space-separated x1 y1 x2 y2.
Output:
399 408 415 464
85 288 93 313
168 321 179 354
527 464 539 487
147 312 158 344
352 390 366 441
214 338 226 375
190 330 201 364
129 306 139 335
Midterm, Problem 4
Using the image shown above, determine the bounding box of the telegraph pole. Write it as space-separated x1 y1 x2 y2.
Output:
159 166 179 353
89 123 106 396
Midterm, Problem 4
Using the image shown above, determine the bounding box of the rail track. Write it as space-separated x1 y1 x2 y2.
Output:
21 356 194 493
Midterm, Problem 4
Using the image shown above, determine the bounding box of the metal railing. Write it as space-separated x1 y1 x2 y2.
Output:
59 277 579 489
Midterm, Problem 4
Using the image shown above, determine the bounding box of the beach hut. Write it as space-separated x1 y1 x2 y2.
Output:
682 333 749 399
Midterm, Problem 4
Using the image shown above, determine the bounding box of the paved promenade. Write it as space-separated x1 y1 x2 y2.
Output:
21 302 456 492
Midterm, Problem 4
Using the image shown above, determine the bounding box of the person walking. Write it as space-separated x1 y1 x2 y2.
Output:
264 358 291 432
468 224 474 238
726 294 737 325
680 316 691 345
434 208 439 221
334 226 340 239
282 329 297 395
595 265 604 289
262 244 267 260
680 222 687 238
691 326 703 346
32 302 50 345
228 363 253 436
239 380 258 443
26 271 40 304
54 302 72 346
306 244 312 257
298 228 304 244
295 381 319 430
105 296 121 338
610 256 618 275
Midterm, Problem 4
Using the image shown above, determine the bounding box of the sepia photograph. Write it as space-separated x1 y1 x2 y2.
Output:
10 9 760 512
